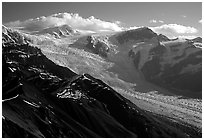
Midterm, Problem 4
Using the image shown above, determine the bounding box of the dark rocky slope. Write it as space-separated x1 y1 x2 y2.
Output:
132 42 201 98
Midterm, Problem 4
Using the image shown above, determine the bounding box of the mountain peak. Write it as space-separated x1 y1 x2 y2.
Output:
116 27 157 44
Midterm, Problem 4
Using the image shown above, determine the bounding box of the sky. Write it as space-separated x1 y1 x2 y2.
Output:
2 2 202 38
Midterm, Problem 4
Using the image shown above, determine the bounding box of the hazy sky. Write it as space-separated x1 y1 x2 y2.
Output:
2 2 202 38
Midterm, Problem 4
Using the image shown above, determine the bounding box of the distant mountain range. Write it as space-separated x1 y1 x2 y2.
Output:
69 27 202 98
34 24 79 38
2 25 202 138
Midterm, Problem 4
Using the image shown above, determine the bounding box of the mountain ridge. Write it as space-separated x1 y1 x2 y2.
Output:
34 24 79 38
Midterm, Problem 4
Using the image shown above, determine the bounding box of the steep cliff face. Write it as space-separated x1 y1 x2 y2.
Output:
128 38 202 98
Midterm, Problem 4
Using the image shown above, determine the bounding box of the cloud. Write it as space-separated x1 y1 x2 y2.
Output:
150 19 157 23
149 19 164 23
151 24 198 34
181 15 187 18
158 20 164 23
5 13 199 39
177 35 197 39
124 24 198 39
199 19 202 23
126 26 141 30
115 20 121 25
149 24 198 38
5 13 122 33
